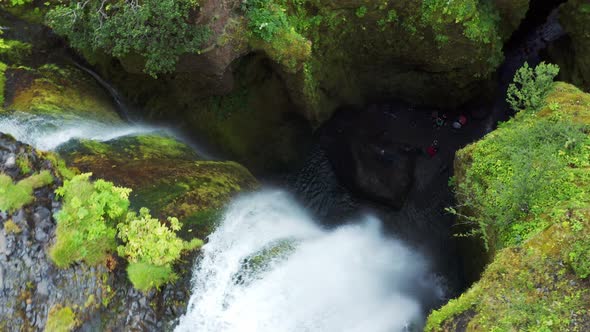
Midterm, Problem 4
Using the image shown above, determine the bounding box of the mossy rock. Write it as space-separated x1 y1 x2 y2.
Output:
2 63 121 123
57 133 258 239
105 53 313 174
269 0 530 123
427 82 590 331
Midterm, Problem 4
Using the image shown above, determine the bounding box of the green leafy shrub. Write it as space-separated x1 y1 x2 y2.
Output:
421 0 501 44
0 171 54 212
568 239 590 279
50 173 131 267
241 0 310 72
507 62 560 112
45 305 77 332
241 0 289 42
117 208 202 291
46 0 210 76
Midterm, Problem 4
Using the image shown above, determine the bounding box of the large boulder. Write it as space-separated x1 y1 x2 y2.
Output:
57 133 258 239
426 82 590 331
2 64 122 123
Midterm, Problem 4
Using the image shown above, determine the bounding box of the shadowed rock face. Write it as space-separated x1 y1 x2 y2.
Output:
350 138 418 209
547 0 590 92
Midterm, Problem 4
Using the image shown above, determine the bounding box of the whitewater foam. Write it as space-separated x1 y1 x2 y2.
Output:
176 190 443 332
0 112 159 151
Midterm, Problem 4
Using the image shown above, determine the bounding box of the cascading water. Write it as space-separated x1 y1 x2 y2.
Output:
0 112 158 151
176 190 444 332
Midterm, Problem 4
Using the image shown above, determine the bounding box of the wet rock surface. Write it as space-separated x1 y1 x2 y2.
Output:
0 133 209 331
0 133 107 331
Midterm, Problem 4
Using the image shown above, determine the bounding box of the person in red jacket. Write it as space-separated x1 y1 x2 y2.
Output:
426 140 439 158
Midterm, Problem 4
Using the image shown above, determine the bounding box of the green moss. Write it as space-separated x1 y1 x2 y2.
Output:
44 305 77 332
428 82 590 331
0 38 32 64
41 151 76 180
568 238 590 279
4 64 122 122
3 219 22 234
0 171 54 212
126 262 176 292
58 134 258 241
453 82 590 249
16 155 32 174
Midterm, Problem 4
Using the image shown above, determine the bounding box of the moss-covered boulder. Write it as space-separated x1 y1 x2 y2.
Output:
426 82 590 331
2 63 121 123
57 133 258 239
548 0 590 92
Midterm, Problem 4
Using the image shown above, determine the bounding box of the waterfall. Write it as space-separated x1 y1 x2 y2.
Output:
0 112 157 151
175 190 444 332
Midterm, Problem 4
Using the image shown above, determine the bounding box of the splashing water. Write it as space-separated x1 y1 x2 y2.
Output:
0 112 159 151
176 191 444 332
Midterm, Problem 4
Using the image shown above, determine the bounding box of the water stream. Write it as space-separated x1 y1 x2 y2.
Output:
175 191 443 332
0 112 156 151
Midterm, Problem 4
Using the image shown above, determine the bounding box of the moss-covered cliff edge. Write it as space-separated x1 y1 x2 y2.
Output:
426 82 590 331
0 0 535 172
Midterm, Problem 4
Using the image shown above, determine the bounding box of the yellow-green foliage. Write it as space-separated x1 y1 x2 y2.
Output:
126 262 175 293
50 173 131 268
428 82 590 331
16 155 32 174
0 171 54 212
117 208 203 291
41 151 76 180
3 219 22 234
568 238 590 279
44 305 77 332
5 64 122 123
0 38 32 64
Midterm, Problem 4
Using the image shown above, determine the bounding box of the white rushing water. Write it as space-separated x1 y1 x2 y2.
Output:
0 112 160 151
176 190 444 332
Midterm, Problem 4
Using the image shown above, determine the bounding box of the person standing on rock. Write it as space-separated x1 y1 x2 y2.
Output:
426 140 439 158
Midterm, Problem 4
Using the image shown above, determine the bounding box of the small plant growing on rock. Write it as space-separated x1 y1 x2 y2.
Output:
117 208 203 291
3 219 21 234
50 173 131 267
568 239 590 279
0 171 54 212
44 305 77 332
507 62 560 113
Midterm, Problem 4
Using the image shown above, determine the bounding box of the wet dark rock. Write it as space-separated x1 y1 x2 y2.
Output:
0 133 193 331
